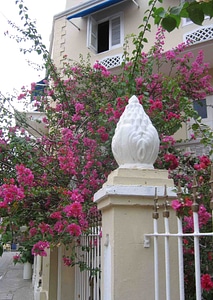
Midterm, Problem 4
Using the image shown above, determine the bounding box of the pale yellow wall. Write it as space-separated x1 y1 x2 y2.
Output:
53 0 213 70
173 122 188 141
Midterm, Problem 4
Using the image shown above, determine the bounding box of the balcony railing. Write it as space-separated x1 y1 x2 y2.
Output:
183 24 213 45
99 53 123 69
175 139 212 157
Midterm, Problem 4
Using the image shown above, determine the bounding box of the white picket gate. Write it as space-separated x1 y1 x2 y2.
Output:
74 221 102 300
144 186 213 300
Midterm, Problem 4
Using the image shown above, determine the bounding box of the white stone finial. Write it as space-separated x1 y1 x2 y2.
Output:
111 95 160 169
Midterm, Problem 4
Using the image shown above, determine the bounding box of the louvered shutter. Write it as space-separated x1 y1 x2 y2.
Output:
111 16 120 46
87 16 97 52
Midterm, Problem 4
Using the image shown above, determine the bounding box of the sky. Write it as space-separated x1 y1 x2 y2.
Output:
0 0 66 96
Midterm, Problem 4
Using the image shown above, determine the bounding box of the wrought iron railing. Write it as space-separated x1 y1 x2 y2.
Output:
144 178 213 300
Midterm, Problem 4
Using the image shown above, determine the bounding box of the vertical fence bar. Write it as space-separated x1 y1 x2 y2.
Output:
153 188 159 300
164 217 170 300
86 235 88 298
176 182 185 300
192 175 201 300
153 219 159 300
177 216 185 300
193 211 201 300
177 217 185 300
163 186 171 300
98 225 101 300
75 247 78 299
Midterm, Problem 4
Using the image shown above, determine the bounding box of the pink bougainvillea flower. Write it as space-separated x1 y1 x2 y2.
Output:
201 274 213 291
38 222 50 234
50 211 62 220
15 164 35 187
66 223 82 236
13 253 21 263
32 241 50 256
0 183 25 204
29 227 38 237
171 199 182 211
63 202 82 218
62 256 72 267
164 153 179 170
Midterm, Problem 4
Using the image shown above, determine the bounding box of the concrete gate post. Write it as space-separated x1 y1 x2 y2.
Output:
94 96 180 300
94 168 179 300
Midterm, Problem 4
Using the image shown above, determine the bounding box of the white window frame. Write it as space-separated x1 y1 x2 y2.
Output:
87 12 124 54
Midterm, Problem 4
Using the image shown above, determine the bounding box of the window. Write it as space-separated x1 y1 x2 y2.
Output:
193 99 207 119
87 13 123 53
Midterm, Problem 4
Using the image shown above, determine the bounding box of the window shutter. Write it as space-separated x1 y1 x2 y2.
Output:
111 16 120 46
87 16 97 52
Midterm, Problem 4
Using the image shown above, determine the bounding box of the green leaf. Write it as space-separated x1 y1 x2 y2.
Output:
187 3 204 25
202 2 213 17
170 5 183 16
192 123 199 130
161 16 177 32
154 7 166 18
154 15 161 25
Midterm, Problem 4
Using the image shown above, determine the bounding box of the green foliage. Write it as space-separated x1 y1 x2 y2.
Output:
153 0 213 31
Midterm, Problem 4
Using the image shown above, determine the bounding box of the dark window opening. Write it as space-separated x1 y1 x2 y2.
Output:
193 99 207 119
98 21 109 53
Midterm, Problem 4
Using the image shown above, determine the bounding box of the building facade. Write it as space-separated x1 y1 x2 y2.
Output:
50 0 213 144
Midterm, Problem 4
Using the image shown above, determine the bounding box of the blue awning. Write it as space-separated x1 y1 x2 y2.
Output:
67 0 126 20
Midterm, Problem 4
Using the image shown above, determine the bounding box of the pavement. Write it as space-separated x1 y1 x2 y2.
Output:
0 251 34 300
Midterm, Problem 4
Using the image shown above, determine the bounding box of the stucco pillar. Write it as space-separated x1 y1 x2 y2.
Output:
58 245 75 300
94 168 180 300
39 251 50 300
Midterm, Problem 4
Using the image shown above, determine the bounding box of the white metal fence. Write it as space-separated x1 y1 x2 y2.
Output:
144 186 213 300
75 220 102 300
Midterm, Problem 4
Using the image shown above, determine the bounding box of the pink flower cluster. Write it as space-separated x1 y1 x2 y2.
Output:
93 61 110 77
194 155 211 170
171 197 192 213
164 153 179 170
63 256 72 266
13 253 21 263
201 274 213 291
58 146 78 175
97 126 109 142
184 204 211 231
32 241 50 256
15 164 35 187
63 202 82 218
66 223 82 236
0 182 25 206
